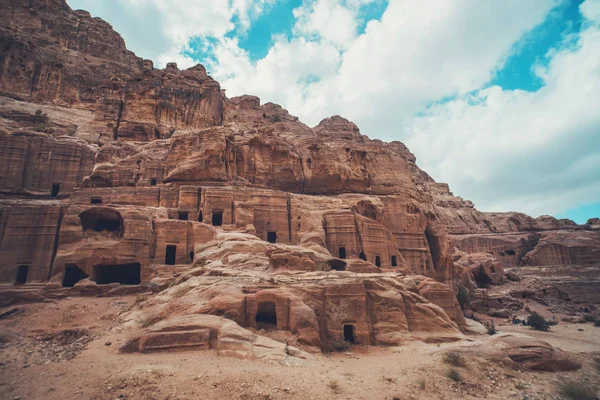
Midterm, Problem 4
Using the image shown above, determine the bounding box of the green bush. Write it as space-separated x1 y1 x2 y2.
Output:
34 109 49 123
456 286 470 310
446 367 462 382
527 312 551 331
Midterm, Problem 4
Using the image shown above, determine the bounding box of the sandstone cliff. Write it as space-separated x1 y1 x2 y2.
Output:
0 0 598 353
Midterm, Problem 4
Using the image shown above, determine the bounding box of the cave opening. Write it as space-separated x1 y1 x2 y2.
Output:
375 255 382 268
474 268 492 288
15 265 29 285
212 210 223 226
506 249 515 256
267 231 277 243
255 301 278 329
178 211 189 220
51 183 60 198
359 252 367 261
150 178 157 186
343 324 355 343
391 255 398 267
198 211 203 223
93 263 140 285
79 208 123 238
91 197 102 204
338 246 346 259
328 259 347 271
62 264 88 287
424 226 441 272
189 251 194 262
165 245 177 265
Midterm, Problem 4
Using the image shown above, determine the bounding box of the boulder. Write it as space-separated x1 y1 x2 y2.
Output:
494 334 581 372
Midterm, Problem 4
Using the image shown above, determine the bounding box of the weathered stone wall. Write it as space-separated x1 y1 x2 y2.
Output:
0 202 62 283
0 131 95 196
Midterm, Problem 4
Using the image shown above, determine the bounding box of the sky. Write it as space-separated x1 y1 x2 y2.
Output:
67 0 600 224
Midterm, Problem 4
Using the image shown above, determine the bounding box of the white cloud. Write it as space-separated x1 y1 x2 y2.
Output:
404 4 600 216
67 0 274 68
293 0 361 48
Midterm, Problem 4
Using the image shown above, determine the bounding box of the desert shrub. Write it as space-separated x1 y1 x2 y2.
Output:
443 351 467 367
34 123 47 132
528 312 551 331
270 114 281 122
514 381 529 390
456 286 470 310
594 320 600 327
327 339 351 352
327 379 341 393
417 379 426 390
556 380 596 400
483 319 498 335
446 367 462 382
583 314 598 323
34 109 49 122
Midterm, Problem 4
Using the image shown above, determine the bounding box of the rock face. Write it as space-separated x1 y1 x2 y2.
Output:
0 0 598 355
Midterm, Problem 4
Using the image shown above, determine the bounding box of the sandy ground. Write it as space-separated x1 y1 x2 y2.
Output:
0 296 599 400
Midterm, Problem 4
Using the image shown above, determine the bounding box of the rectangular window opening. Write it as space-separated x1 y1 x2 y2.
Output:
212 210 223 226
165 245 177 265
51 183 60 198
15 265 29 285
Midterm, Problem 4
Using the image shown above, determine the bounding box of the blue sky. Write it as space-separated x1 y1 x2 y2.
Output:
68 0 600 224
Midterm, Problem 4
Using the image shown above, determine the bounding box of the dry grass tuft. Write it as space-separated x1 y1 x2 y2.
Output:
443 351 467 368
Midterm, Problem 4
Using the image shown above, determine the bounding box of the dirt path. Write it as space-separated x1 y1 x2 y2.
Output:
0 297 598 400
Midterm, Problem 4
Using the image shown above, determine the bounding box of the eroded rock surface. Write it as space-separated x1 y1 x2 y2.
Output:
0 0 598 357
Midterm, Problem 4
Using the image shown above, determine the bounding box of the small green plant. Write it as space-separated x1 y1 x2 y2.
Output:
556 380 596 400
34 109 49 122
34 123 47 132
483 319 498 335
270 114 281 122
456 286 470 310
528 312 551 331
446 367 462 382
417 379 426 390
443 351 467 367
